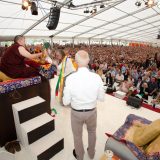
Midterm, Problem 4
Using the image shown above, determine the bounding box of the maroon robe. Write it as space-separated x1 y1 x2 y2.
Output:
0 43 38 78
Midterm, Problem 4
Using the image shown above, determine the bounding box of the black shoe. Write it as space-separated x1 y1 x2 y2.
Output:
153 104 156 109
73 149 77 159
5 142 15 154
12 141 21 152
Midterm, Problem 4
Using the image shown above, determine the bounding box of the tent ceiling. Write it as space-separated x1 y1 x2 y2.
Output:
0 0 160 45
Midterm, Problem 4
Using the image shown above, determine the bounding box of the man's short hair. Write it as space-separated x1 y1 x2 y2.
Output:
75 50 90 66
14 35 24 43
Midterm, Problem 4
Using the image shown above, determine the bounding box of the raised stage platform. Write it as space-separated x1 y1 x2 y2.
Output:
1 77 160 160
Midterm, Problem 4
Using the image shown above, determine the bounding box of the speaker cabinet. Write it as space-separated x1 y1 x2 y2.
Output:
31 2 38 15
46 7 60 30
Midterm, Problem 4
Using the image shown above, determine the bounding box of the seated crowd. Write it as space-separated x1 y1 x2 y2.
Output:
86 45 160 107
51 44 160 107
1 40 160 107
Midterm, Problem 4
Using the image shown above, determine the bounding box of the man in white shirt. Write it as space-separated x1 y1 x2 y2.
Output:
115 71 124 83
63 50 105 160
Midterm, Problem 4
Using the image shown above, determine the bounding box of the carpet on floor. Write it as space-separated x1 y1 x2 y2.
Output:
107 93 160 113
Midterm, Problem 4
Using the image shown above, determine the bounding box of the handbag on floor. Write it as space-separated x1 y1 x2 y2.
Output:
106 86 116 94
126 96 143 108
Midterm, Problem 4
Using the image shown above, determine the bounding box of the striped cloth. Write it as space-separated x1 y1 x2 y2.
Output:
55 56 77 101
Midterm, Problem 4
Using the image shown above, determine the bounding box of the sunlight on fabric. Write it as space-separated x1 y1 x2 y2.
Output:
94 8 126 22
67 25 92 33
102 23 121 30
26 30 57 36
0 29 25 36
72 0 94 6
80 18 105 27
87 28 109 35
57 31 82 37
134 8 157 19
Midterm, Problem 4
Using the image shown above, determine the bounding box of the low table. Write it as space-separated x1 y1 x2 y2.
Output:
100 154 120 160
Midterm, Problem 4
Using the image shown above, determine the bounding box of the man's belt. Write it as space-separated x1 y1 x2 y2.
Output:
72 108 95 112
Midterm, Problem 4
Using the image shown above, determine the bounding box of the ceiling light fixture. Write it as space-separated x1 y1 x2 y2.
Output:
68 1 75 9
90 6 97 14
86 7 89 13
100 4 105 8
84 7 89 13
135 1 141 7
145 0 154 7
22 0 30 10
157 30 160 39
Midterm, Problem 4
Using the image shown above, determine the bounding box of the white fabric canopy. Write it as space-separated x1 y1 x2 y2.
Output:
0 0 160 45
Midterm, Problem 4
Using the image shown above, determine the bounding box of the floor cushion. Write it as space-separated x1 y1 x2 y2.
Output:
0 71 12 81
133 119 160 146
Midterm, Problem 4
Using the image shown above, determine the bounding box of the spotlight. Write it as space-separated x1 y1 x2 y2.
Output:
90 6 97 14
145 0 154 7
157 30 160 39
23 0 29 7
22 0 30 10
92 8 97 14
148 0 154 6
31 2 38 15
68 2 75 9
100 4 105 8
86 7 89 13
84 7 89 14
135 1 141 7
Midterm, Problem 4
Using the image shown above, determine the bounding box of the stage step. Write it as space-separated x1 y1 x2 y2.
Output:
29 132 64 160
21 113 55 145
12 96 64 159
12 96 47 124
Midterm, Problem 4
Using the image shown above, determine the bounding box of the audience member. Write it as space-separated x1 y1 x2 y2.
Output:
139 82 149 100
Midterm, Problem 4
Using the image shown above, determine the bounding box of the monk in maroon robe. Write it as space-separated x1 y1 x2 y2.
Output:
0 35 42 78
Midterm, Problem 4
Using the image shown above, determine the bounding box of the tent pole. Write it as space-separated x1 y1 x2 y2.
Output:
72 38 75 48
89 38 91 48
100 39 103 47
50 37 53 49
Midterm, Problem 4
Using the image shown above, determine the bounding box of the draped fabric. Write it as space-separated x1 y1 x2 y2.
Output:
55 56 77 101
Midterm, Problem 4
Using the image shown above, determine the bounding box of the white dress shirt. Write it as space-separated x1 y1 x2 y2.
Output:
63 67 105 110
116 74 124 82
